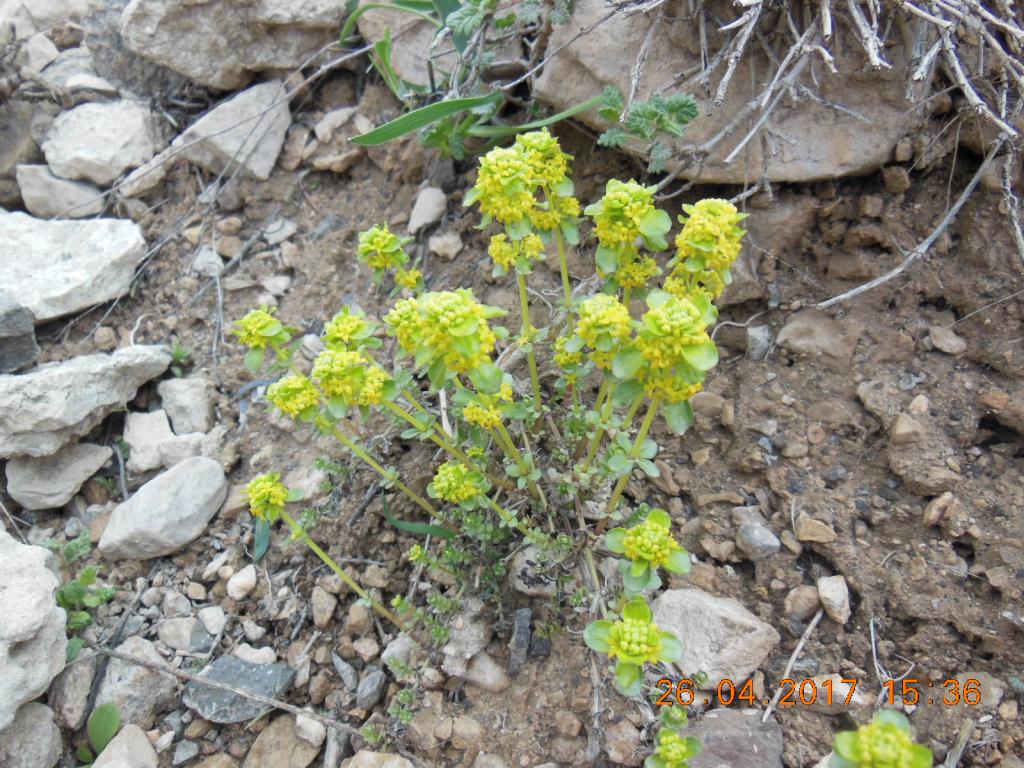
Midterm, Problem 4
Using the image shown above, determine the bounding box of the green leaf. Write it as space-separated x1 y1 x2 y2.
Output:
681 340 719 371
907 745 934 768
605 528 627 553
78 565 98 587
595 245 618 274
612 378 644 407
828 754 858 768
87 703 121 755
427 358 449 391
469 361 503 394
66 637 85 663
598 127 629 147
352 92 503 146
253 518 271 563
664 548 691 574
244 347 265 372
76 744 95 764
638 208 671 239
659 631 682 663
662 400 694 435
384 514 456 539
647 508 671 527
833 732 861 761
466 88 614 138
583 620 613 653
58 581 87 609
622 596 651 622
873 710 911 732
614 662 643 697
637 459 659 477
611 348 643 380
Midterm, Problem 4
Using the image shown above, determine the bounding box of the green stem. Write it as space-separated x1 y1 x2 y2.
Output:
605 398 660 516
554 227 573 320
401 388 432 418
281 509 410 632
622 286 633 309
516 270 543 409
484 494 534 539
316 417 437 518
581 378 613 471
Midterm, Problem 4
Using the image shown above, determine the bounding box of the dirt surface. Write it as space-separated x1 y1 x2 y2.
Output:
20 68 1024 767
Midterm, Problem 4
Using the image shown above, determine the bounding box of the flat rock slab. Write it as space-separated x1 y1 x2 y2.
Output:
173 81 291 181
0 291 37 374
652 588 779 687
99 456 227 560
42 100 161 186
687 709 784 768
0 345 170 459
6 442 112 510
183 656 295 724
0 211 146 323
16 164 104 218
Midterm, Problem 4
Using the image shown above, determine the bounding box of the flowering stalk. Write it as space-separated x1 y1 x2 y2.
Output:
516 270 543 408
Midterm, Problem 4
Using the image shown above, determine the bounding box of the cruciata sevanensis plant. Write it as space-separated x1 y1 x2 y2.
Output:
832 711 933 768
234 126 747 758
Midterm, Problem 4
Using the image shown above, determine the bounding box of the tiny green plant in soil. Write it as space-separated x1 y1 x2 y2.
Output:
831 710 933 768
45 531 117 661
235 127 745 759
76 702 121 765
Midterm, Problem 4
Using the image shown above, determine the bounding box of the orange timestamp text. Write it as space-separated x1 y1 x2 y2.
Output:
654 677 985 708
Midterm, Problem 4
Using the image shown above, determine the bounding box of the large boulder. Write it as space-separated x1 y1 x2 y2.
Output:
120 0 348 90
99 456 228 560
0 345 171 458
42 101 163 186
0 531 67 731
533 0 924 183
173 81 291 181
0 212 146 323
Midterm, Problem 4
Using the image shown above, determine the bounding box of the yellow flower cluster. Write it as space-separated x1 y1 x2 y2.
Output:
665 198 746 301
323 307 374 349
245 472 288 520
554 335 583 369
487 233 545 272
848 717 928 768
358 225 409 271
623 515 682 569
394 268 422 291
266 374 319 417
515 128 570 187
587 179 658 250
312 349 391 407
429 460 487 504
407 544 426 563
472 146 536 225
529 193 579 233
384 290 500 375
464 401 502 429
635 293 715 403
234 306 284 349
607 616 666 665
652 731 700 768
577 294 632 369
616 255 660 290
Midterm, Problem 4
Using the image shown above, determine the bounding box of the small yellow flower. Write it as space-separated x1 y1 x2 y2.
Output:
323 308 372 349
497 383 514 402
636 295 709 370
245 472 288 520
674 198 746 273
358 225 409 271
651 730 701 768
407 544 426 563
383 298 422 354
576 294 633 369
234 306 283 349
515 128 571 187
586 179 659 250
616 255 660 290
622 516 681 570
553 335 583 369
428 460 488 504
395 268 422 291
638 370 703 403
266 374 319 417
312 349 366 400
358 366 390 406
464 401 502 429
472 146 535 225
488 234 517 271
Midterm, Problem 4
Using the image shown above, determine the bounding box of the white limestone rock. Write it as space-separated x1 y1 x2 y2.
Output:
6 443 112 510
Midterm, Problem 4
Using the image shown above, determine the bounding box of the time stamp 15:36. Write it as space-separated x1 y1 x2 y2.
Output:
655 677 984 708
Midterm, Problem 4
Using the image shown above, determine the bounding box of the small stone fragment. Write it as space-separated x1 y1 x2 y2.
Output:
816 575 851 624
794 515 837 543
929 325 967 355
407 186 445 233
227 564 257 600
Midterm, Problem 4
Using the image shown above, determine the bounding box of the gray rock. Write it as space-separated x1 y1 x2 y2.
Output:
172 741 199 766
242 715 320 768
262 218 298 246
346 753 413 768
119 149 172 198
190 246 224 278
688 709 783 768
332 653 358 692
0 701 61 768
407 186 445 233
183 656 295 724
18 32 58 72
120 0 348 90
157 378 214 435
6 443 112 510
816 575 851 624
929 325 966 355
226 564 257 600
0 531 67 730
746 325 773 361
735 521 780 561
161 590 192 619
94 636 178 729
651 588 780 687
507 607 531 678
381 634 414 676
49 649 97 730
99 457 227 560
92 724 158 768
172 82 291 181
42 101 162 186
356 665 386 709
0 212 147 324
310 586 337 629
197 606 227 636
1 0 92 39
463 651 510 693
15 164 104 219
427 230 463 260
0 101 43 180
0 292 37 373
777 310 861 372
509 545 558 597
157 618 212 653
124 410 174 473
440 598 491 677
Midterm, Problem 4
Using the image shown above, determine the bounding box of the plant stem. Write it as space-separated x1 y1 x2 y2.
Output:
605 398 660 516
580 378 613 471
315 417 437 518
401 388 432 418
281 509 409 632
490 423 548 509
484 493 535 539
516 270 543 409
622 286 633 309
554 227 573 320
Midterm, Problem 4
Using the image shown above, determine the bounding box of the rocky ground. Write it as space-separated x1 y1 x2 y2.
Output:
1 1 1023 768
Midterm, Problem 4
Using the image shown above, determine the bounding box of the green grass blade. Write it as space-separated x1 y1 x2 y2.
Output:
351 92 502 145
466 93 606 138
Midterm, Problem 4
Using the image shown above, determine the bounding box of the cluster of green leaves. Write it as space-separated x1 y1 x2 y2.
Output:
46 532 117 662
76 703 121 765
832 711 932 768
598 91 700 173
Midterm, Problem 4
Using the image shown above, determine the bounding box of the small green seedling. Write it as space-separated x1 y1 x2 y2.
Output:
831 710 933 768
76 703 121 765
47 532 117 661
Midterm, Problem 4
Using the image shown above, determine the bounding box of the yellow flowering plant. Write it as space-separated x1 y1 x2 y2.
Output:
231 127 749 755
832 711 932 768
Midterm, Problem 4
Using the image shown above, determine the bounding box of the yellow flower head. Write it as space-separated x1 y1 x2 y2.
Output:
428 460 489 505
515 128 571 187
584 597 681 667
554 334 583 369
576 294 633 369
384 298 422 354
663 268 726 302
636 294 710 370
245 472 288 520
359 366 390 406
835 712 933 768
407 544 426 563
529 192 581 233
651 730 701 768
487 234 517 271
323 307 375 349
471 146 535 225
497 383 514 402
418 290 499 374
675 198 746 273
463 401 502 430
312 349 367 399
639 370 703 403
616 254 661 290
358 225 410 271
395 268 422 291
586 179 659 250
622 514 681 569
266 374 319 417
234 306 285 349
